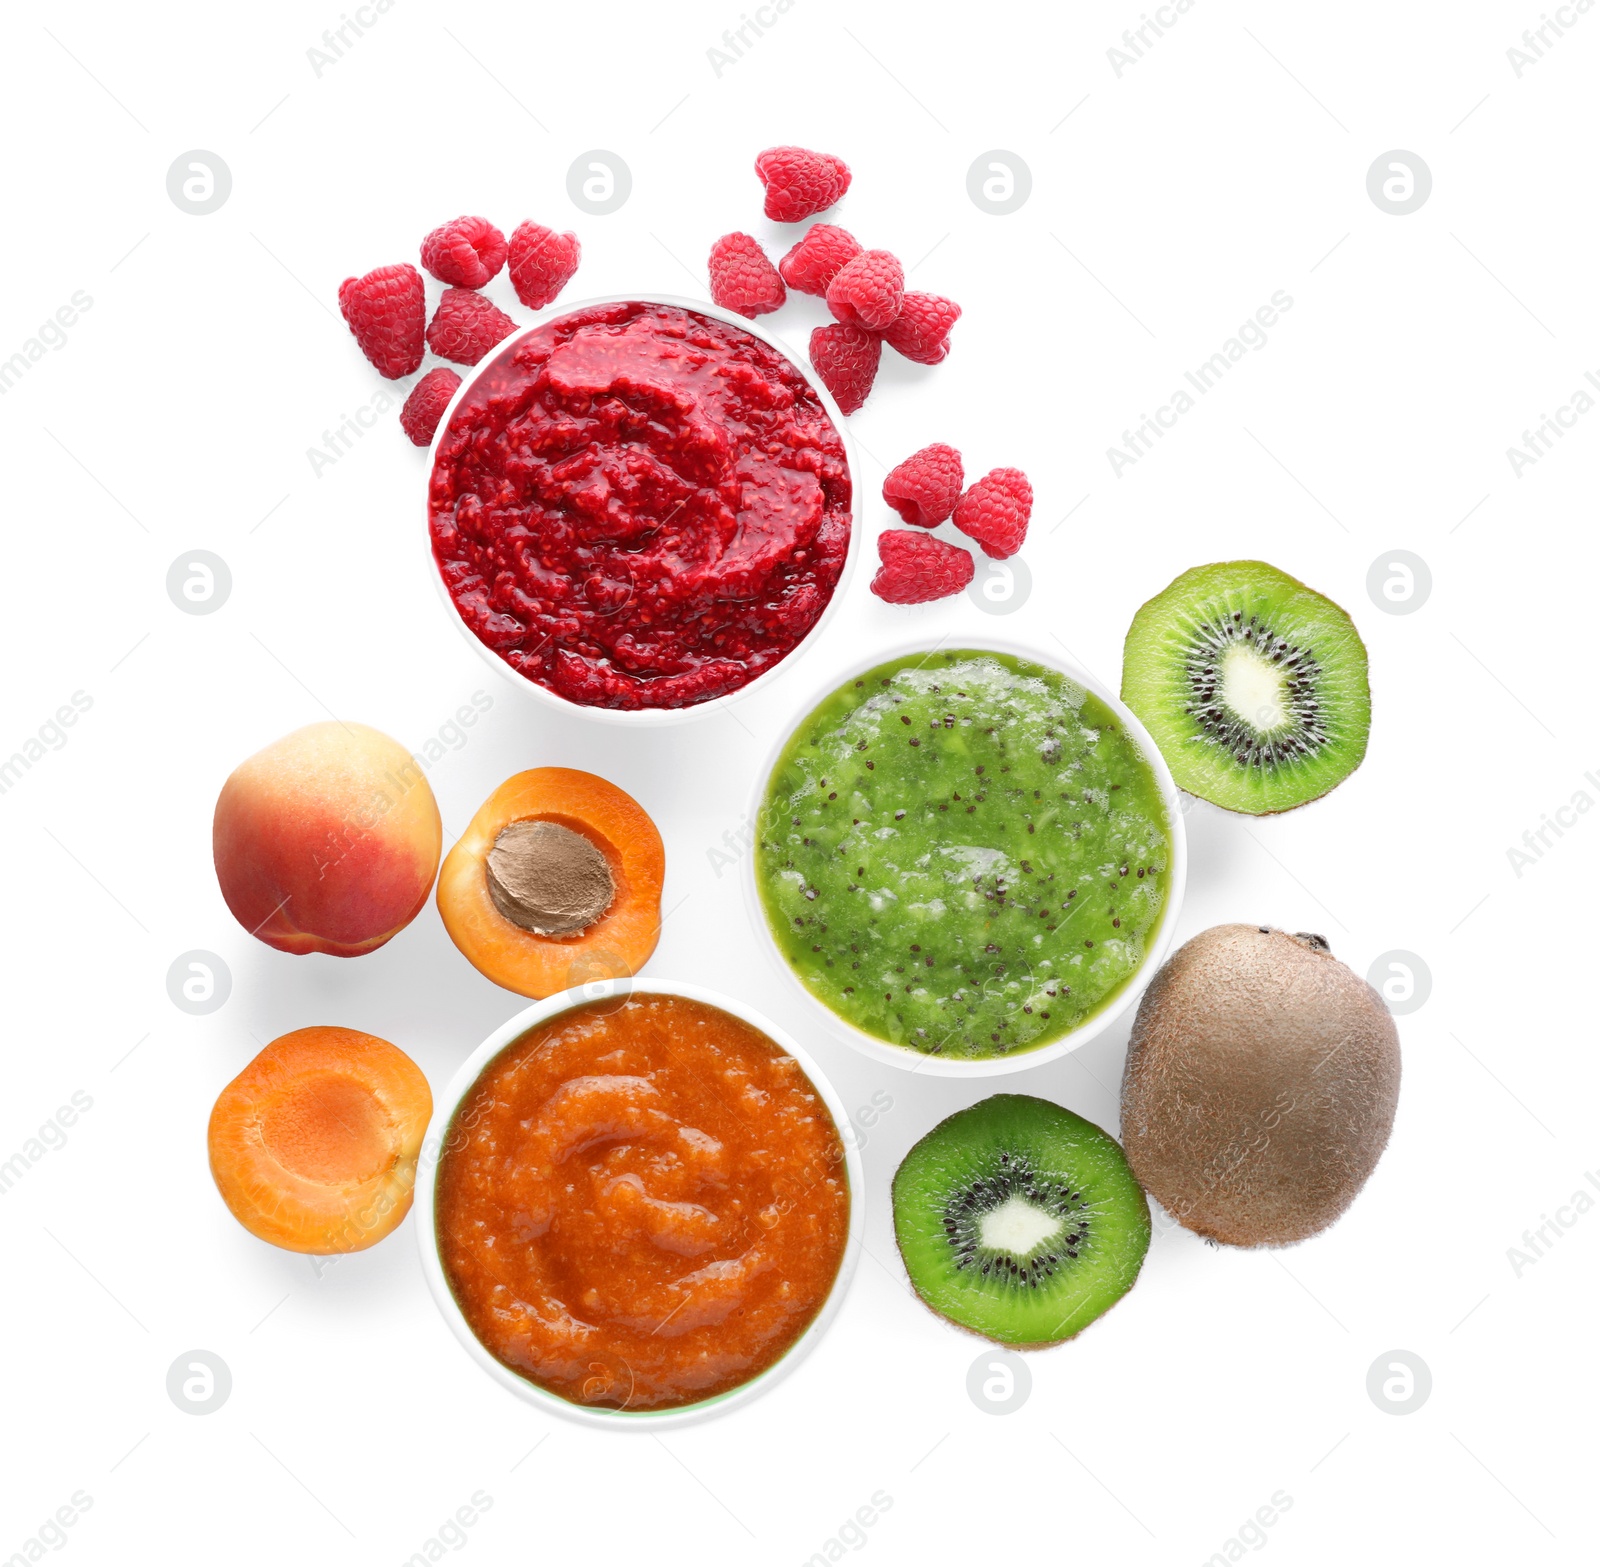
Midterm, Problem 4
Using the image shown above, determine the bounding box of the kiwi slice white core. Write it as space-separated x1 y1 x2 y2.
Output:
979 1196 1064 1256
1220 642 1291 734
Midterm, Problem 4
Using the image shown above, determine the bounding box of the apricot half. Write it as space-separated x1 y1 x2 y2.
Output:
208 1027 433 1255
213 722 442 957
437 768 664 998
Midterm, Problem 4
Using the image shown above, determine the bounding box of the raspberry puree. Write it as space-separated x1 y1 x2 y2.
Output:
429 301 853 710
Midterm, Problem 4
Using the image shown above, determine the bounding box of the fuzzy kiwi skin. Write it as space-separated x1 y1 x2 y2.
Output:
1119 924 1400 1247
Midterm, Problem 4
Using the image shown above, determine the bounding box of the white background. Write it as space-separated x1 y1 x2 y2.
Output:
1 1 1594 1562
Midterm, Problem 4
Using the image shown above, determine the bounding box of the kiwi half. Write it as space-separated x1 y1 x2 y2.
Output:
892 1095 1150 1347
1121 560 1370 814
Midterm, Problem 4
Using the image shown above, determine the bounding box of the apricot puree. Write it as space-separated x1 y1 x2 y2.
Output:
435 993 850 1410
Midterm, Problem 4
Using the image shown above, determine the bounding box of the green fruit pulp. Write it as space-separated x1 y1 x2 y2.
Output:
755 650 1174 1061
1120 560 1371 815
892 1094 1151 1347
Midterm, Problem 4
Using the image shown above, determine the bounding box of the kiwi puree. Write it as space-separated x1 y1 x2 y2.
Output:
756 650 1174 1060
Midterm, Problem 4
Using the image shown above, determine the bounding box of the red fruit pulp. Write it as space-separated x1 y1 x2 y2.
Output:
429 303 853 710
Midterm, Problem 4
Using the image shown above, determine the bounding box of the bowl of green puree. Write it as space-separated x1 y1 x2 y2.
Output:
746 641 1188 1076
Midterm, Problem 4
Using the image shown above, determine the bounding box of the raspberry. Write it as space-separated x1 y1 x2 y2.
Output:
508 222 581 310
870 529 975 605
952 467 1033 559
778 224 862 297
708 233 786 317
881 292 961 366
754 146 851 222
425 287 518 366
400 367 462 447
337 264 425 379
825 250 904 331
883 443 965 528
809 323 880 415
419 216 508 288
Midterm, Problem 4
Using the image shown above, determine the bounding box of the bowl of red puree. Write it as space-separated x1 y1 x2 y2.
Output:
426 295 859 722
416 979 863 1426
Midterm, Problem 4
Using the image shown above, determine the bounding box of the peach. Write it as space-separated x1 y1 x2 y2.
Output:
213 722 441 957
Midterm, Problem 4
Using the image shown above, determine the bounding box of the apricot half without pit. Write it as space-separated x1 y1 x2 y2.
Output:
208 1026 433 1255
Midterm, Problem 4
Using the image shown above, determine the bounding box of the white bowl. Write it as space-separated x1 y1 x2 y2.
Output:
414 977 864 1429
424 292 861 727
742 635 1189 1078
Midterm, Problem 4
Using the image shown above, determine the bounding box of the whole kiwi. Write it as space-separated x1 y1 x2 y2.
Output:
1120 925 1400 1247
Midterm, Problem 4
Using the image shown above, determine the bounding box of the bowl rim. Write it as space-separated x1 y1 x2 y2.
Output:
422 291 862 727
740 634 1190 1078
413 976 865 1429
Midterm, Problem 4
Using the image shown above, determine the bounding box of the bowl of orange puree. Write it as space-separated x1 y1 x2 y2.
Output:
416 979 862 1426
